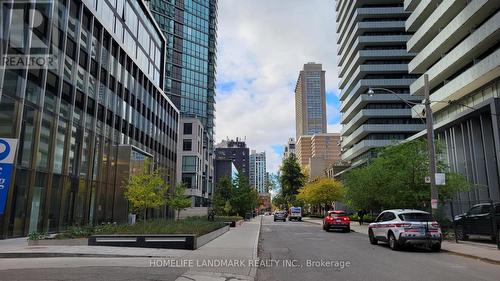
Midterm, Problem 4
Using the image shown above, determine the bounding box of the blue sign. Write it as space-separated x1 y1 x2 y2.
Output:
0 138 18 215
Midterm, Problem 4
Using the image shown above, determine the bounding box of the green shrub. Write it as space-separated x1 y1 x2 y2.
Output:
28 232 47 241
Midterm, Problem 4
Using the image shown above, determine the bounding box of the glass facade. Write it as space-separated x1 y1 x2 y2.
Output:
148 0 217 206
148 0 217 138
0 0 179 238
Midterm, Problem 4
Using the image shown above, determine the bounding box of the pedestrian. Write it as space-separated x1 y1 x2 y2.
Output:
358 209 366 225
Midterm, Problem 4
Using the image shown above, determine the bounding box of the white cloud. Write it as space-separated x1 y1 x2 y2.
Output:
215 0 339 173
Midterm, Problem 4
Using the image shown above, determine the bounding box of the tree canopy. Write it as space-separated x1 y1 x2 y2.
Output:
343 139 469 211
297 177 345 208
279 154 306 206
166 183 192 221
123 163 169 220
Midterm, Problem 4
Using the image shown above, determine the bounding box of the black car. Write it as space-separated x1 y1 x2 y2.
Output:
454 203 500 241
274 211 286 222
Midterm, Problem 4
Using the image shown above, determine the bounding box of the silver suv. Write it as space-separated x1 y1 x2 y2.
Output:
368 209 442 251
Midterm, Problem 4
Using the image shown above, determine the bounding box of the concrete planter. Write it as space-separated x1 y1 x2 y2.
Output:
28 238 88 246
88 225 229 250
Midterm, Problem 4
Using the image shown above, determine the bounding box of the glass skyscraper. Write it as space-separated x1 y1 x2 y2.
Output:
0 0 179 238
148 0 217 205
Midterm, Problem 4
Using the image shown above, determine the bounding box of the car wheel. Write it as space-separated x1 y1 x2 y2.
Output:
388 232 400 251
430 243 441 252
369 229 378 245
345 227 351 233
456 225 469 241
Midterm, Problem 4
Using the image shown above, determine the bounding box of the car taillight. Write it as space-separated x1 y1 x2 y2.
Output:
342 217 349 222
394 223 412 227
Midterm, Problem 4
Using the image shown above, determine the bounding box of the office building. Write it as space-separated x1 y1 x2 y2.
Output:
295 63 327 140
147 0 218 201
177 117 213 207
249 151 267 194
405 0 500 207
296 134 342 180
283 137 296 159
214 158 238 186
0 0 179 238
214 138 249 178
336 0 426 166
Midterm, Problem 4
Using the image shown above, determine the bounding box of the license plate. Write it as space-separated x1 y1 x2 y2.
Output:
335 219 341 223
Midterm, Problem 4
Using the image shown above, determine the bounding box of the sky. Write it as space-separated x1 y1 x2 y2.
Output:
214 0 340 174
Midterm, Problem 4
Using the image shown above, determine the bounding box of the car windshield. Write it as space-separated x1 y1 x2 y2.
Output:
330 212 346 217
398 213 434 222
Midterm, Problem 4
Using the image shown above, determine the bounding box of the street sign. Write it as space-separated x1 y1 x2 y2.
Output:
424 174 446 185
0 138 18 215
435 173 446 185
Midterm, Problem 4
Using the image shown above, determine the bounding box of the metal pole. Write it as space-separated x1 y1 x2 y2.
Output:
424 74 439 215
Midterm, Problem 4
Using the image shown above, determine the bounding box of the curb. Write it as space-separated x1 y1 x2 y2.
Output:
0 252 161 259
249 215 262 278
440 250 500 265
349 228 500 265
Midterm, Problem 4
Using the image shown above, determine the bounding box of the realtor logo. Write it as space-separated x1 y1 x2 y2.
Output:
0 0 57 69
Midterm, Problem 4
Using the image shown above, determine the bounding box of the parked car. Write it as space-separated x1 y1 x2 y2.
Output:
323 210 350 232
274 211 286 222
368 209 442 251
454 202 500 241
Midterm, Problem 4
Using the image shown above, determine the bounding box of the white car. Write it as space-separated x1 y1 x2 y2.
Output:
368 209 442 251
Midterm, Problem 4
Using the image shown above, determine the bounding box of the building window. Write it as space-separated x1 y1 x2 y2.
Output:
184 122 192 134
182 156 197 172
183 139 192 151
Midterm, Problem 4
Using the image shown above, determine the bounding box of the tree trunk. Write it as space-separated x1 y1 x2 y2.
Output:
177 209 180 221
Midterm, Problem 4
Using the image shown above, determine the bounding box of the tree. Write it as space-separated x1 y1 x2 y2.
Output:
212 176 233 215
230 173 259 216
297 178 345 214
124 163 169 221
279 154 306 207
343 139 469 211
166 183 192 221
223 200 233 216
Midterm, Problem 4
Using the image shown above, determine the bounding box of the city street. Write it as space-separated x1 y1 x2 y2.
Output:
257 215 500 281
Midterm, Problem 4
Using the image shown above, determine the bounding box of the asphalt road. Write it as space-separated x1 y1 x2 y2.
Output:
257 215 500 281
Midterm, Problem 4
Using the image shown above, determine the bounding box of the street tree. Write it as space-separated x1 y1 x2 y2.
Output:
230 173 259 216
166 183 192 221
343 139 469 211
279 154 306 207
124 163 169 221
297 177 345 214
212 176 233 215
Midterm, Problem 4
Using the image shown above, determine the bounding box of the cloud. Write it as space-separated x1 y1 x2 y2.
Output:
215 0 339 173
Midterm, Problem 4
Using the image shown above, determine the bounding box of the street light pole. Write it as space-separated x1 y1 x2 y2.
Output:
424 74 439 215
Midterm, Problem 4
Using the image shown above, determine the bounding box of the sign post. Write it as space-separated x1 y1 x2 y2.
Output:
0 138 18 215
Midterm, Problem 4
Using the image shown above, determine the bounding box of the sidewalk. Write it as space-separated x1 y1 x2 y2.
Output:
0 217 262 281
303 217 500 264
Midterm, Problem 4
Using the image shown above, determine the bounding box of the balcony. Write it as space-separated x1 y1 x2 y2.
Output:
342 140 395 161
427 48 500 113
407 0 467 53
340 78 416 112
411 12 500 96
339 35 411 70
341 108 413 135
339 49 415 79
406 0 439 32
409 1 500 75
340 64 409 94
342 124 426 148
